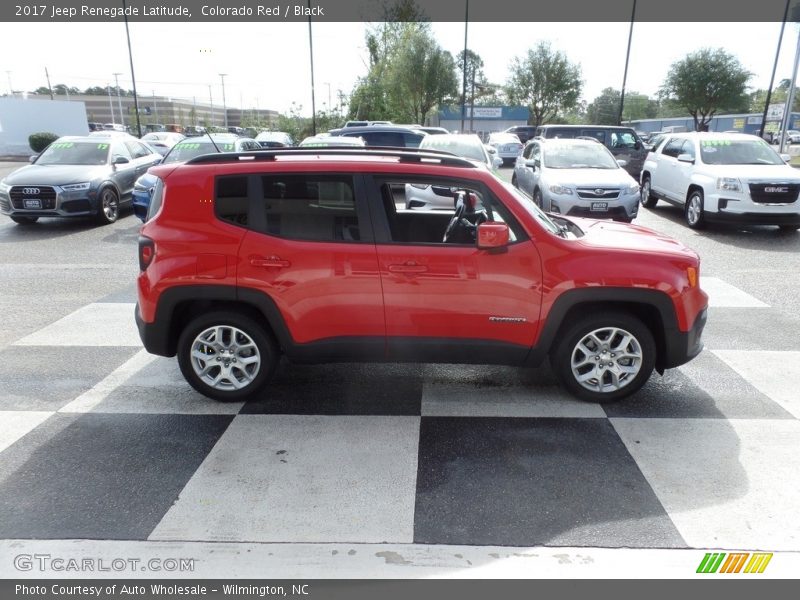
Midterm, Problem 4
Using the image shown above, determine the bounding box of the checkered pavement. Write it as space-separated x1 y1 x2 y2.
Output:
0 275 799 557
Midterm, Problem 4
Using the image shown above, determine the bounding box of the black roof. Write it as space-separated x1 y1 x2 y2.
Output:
328 125 426 136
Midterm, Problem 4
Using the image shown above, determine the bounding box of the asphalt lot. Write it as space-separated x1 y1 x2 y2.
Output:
0 161 799 578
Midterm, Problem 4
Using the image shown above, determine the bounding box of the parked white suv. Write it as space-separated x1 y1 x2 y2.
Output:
640 132 800 231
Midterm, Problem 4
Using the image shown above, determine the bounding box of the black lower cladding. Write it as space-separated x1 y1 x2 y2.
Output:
240 362 423 416
0 413 233 539
704 210 800 226
413 417 686 547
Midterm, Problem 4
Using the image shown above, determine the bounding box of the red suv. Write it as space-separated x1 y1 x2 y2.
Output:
136 148 708 403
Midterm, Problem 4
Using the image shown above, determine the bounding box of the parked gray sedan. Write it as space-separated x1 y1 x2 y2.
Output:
512 138 640 222
0 136 161 225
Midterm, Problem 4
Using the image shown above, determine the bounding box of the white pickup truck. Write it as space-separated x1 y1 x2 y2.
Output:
639 132 800 231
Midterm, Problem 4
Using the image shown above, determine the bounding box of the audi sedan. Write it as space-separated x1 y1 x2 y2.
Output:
0 136 162 225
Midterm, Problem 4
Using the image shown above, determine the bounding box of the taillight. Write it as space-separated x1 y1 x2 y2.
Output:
138 235 155 271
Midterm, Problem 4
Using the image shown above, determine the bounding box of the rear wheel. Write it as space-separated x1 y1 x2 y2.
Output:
177 311 279 402
10 216 39 225
550 312 656 403
685 189 706 229
640 176 658 208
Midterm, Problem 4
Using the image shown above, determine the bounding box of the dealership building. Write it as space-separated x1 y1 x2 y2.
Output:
434 106 529 139
627 112 800 135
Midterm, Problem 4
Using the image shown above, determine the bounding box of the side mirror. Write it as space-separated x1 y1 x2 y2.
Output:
492 156 503 169
112 156 130 165
616 159 628 168
677 153 695 164
477 222 509 250
780 153 791 163
29 155 38 163
634 140 642 150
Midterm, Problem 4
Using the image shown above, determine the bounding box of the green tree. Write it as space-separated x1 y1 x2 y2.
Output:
586 88 621 125
505 42 583 127
385 26 457 124
660 48 751 131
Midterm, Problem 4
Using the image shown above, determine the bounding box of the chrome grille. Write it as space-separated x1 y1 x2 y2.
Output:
10 186 57 210
576 187 620 199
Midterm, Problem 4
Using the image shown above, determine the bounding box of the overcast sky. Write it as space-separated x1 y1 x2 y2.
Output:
1 21 798 115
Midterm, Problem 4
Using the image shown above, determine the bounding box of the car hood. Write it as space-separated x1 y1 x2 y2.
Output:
3 164 109 185
571 217 698 259
699 163 800 182
546 167 635 186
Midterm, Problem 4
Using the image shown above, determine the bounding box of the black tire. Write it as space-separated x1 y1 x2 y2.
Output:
511 173 518 188
533 188 544 209
550 311 656 403
177 311 279 402
685 189 706 230
95 187 120 225
10 216 39 225
640 176 658 208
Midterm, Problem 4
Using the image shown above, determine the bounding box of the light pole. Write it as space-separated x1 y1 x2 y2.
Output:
460 0 469 132
5 71 12 97
113 72 125 127
219 73 228 129
209 85 214 129
618 0 637 125
307 0 317 136
107 84 115 124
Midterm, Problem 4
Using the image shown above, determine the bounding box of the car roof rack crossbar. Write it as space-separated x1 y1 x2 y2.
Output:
184 146 477 168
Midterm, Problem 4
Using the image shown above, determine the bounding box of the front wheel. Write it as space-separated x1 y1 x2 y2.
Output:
95 187 120 225
640 176 658 208
533 188 544 209
685 189 706 229
177 311 279 402
550 312 656 402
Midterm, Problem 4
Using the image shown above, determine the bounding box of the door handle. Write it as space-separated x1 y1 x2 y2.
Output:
250 256 291 268
388 262 428 274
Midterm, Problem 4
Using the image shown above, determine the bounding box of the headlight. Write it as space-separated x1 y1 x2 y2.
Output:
0 180 9 193
61 182 91 192
624 183 640 195
549 184 573 195
716 177 741 192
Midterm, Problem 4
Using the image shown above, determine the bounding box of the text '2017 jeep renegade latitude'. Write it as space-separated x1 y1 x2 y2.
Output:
136 148 708 403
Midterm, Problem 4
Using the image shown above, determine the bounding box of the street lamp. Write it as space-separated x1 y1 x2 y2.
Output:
113 72 125 127
219 73 228 129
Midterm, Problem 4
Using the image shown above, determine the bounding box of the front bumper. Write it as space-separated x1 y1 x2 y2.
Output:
551 191 640 220
0 187 97 218
659 307 707 369
705 209 800 226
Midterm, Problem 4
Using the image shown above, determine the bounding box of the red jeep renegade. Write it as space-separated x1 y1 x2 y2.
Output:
136 148 708 403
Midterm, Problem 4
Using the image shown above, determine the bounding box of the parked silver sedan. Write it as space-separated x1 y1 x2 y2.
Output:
512 138 640 222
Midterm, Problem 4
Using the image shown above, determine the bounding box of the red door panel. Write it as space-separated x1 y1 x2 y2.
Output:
376 241 543 347
238 231 384 344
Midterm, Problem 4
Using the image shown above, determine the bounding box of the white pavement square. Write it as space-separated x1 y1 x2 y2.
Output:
700 277 769 308
713 350 800 419
149 415 421 543
0 411 53 453
612 418 800 551
13 303 141 347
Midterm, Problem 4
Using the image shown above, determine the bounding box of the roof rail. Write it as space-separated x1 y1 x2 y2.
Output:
184 146 478 168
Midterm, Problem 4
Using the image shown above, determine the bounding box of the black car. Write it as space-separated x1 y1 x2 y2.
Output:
328 125 426 148
504 125 537 144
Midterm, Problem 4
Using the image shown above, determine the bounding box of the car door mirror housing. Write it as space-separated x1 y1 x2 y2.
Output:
525 159 539 169
677 153 694 164
29 155 38 163
780 153 791 163
113 156 130 165
492 156 503 169
477 222 510 250
616 159 628 168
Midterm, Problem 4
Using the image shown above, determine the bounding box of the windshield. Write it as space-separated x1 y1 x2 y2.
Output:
421 138 487 162
36 141 109 166
699 139 784 165
498 179 561 235
544 143 618 169
162 141 234 164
